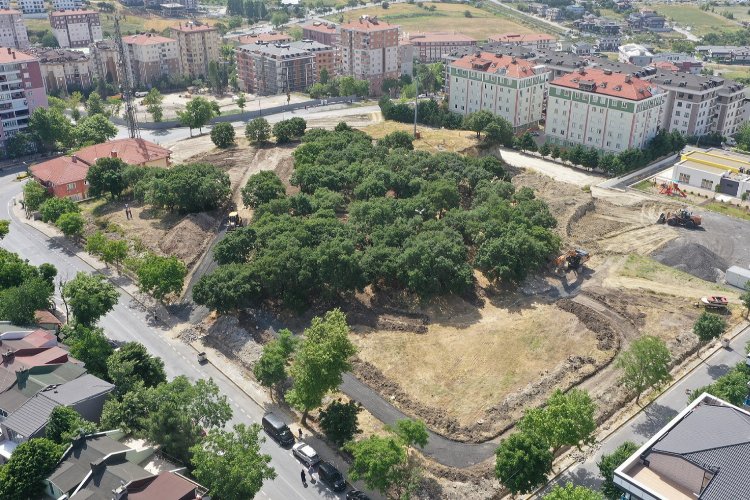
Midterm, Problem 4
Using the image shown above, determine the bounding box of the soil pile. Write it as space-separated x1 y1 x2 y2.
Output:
653 241 729 282
159 212 216 268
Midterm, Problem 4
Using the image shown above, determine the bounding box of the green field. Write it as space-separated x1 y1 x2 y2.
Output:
651 4 739 36
703 201 750 222
706 63 750 81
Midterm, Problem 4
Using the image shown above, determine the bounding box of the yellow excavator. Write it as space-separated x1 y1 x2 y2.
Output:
554 249 590 273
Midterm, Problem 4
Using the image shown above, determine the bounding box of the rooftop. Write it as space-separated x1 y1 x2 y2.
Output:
43 373 114 406
75 138 172 166
341 16 399 32
290 39 333 51
34 310 61 327
0 9 21 15
650 71 724 92
0 47 36 64
123 33 176 46
488 33 556 43
238 42 313 58
30 156 90 186
302 21 338 33
680 148 750 173
50 9 99 16
550 68 656 100
451 51 537 78
408 31 476 43
127 471 204 499
171 21 215 33
234 32 292 44
2 392 60 437
27 47 89 63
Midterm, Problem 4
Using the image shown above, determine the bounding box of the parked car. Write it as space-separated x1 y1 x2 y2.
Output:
317 461 347 492
347 490 371 500
261 413 295 447
292 442 321 467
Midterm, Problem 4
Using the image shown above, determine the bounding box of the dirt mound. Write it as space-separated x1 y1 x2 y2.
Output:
187 315 263 371
557 298 619 351
159 213 216 268
653 241 729 282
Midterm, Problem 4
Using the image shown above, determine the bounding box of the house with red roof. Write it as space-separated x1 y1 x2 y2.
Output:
545 68 666 153
448 51 548 129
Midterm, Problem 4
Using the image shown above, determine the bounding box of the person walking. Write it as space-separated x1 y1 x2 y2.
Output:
300 469 307 486
308 464 316 484
298 428 303 440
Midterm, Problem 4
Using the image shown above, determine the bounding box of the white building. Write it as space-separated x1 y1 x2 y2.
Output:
618 43 653 66
0 9 28 49
50 10 103 48
17 0 44 14
448 51 548 129
545 68 665 153
52 0 83 10
672 149 750 198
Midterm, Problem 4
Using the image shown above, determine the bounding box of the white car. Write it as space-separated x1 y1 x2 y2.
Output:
292 442 321 467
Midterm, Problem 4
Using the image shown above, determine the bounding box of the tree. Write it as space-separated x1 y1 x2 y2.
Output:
65 324 113 379
46 406 97 445
101 239 128 269
347 436 408 496
134 254 186 302
615 335 671 404
0 220 8 239
319 399 362 446
539 142 551 156
107 342 166 396
74 114 117 145
56 211 85 238
23 179 50 212
143 88 164 122
134 162 230 213
495 432 553 495
29 107 73 152
0 438 62 499
320 67 329 84
190 424 276 500
193 263 261 313
86 91 107 116
286 309 357 423
598 441 639 499
214 226 256 264
6 130 36 158
273 119 306 144
236 92 246 111
270 10 289 28
253 329 296 395
0 277 53 325
463 110 494 139
41 31 59 47
518 389 596 452
86 157 128 199
379 130 414 150
242 171 286 208
245 117 271 144
544 483 604 500
693 311 727 343
392 419 429 450
62 272 118 326
39 197 79 223
516 131 537 152
211 122 236 148
178 97 218 136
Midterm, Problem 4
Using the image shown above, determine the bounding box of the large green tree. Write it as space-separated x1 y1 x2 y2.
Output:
0 220 8 239
286 309 357 423
23 180 50 212
178 97 219 136
693 311 727 344
543 483 604 500
39 197 79 223
252 329 296 395
0 277 53 325
214 226 256 264
107 342 166 396
46 406 97 445
598 441 639 499
242 171 286 208
29 107 73 152
347 436 408 497
64 324 113 379
0 438 62 499
143 88 164 122
56 212 85 238
517 389 596 453
319 399 362 446
86 157 129 199
62 272 118 326
211 122 236 148
86 91 107 116
245 117 271 144
615 335 671 404
463 110 494 139
134 254 186 302
495 432 553 495
74 114 117 146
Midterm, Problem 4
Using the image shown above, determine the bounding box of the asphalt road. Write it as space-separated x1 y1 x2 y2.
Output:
0 167 353 500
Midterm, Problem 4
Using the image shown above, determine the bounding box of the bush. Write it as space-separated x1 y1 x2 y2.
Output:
133 163 231 213
245 117 271 144
56 212 85 237
39 197 79 223
210 122 236 148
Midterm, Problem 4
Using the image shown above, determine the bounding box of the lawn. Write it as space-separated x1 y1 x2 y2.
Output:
360 121 478 153
328 2 535 40
703 201 750 222
650 4 739 36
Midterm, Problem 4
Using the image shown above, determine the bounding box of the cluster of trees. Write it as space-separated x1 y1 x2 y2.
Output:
226 0 271 23
308 75 370 99
381 62 444 98
244 117 307 146
22 183 86 239
0 248 56 325
379 97 464 129
194 125 559 311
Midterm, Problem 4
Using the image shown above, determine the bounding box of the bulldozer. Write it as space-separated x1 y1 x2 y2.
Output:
656 208 701 228
554 249 590 273
227 212 243 231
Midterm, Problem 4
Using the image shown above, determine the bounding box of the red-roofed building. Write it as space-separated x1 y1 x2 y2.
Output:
122 33 179 86
448 51 547 128
340 16 400 96
49 9 102 48
170 22 220 79
127 471 206 499
0 47 46 149
34 311 61 332
231 32 292 46
488 33 556 50
75 138 171 168
302 22 339 47
545 68 665 152
407 32 476 63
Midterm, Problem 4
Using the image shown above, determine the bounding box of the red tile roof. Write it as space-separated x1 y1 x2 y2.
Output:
50 9 99 16
34 311 61 327
489 33 556 43
302 22 337 33
450 51 537 78
123 33 176 46
76 138 171 166
0 9 22 15
653 60 679 71
30 156 89 186
235 32 292 44
408 32 476 43
0 48 36 64
341 16 399 32
128 472 202 499
550 68 655 101
171 22 215 33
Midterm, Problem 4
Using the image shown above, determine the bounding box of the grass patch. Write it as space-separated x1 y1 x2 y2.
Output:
620 254 736 294
633 179 653 192
703 201 750 222
650 4 738 36
360 121 478 153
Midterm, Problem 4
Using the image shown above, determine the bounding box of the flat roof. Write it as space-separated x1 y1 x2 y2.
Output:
50 9 99 16
122 33 176 46
409 32 476 43
681 148 750 173
676 160 729 176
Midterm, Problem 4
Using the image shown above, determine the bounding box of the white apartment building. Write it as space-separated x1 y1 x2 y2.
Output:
169 21 220 80
17 0 44 14
545 68 665 153
0 1 8 9
0 10 28 49
448 51 547 129
50 10 103 49
52 0 83 10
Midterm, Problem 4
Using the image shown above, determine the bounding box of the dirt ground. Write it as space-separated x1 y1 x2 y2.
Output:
361 122 479 153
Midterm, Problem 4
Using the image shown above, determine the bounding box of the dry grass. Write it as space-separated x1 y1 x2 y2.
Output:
650 4 738 36
351 297 600 426
330 2 535 40
359 121 478 153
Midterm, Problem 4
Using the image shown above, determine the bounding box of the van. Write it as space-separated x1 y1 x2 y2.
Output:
317 461 346 492
135 91 148 98
262 413 295 447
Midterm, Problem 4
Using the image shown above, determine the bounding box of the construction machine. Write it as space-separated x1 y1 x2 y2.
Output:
656 208 701 228
227 212 243 231
554 249 590 273
658 181 687 198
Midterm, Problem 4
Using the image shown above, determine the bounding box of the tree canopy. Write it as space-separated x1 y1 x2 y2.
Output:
495 432 553 495
178 97 219 136
319 398 362 446
86 157 129 199
245 117 271 144
64 324 114 379
132 162 231 213
543 483 604 500
62 272 118 326
211 122 236 148
23 179 50 212
0 248 55 325
46 406 97 445
598 441 639 499
107 342 166 396
134 254 187 302
242 171 286 208
616 335 671 403
0 438 63 499
693 311 727 343
517 389 596 452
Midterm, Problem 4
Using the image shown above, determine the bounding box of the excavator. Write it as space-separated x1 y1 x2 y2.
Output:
656 208 701 228
554 249 590 273
658 181 687 198
227 212 243 231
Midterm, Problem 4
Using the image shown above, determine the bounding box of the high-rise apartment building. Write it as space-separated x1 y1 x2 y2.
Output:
290 39 335 82
89 39 121 87
340 16 399 96
407 32 476 63
30 47 94 94
0 10 28 49
52 0 83 10
236 42 315 95
50 10 103 49
0 47 48 149
17 0 44 14
170 21 220 79
302 22 339 47
122 33 179 87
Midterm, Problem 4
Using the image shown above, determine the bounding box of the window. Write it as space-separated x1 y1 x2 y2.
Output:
700 179 714 190
678 173 690 184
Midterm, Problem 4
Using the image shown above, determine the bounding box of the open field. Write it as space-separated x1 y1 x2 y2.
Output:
706 63 750 81
360 121 478 153
328 2 535 40
650 4 739 36
702 201 750 222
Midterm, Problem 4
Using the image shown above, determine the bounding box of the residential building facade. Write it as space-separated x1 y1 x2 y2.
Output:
122 33 179 87
52 0 83 9
408 32 477 63
0 48 47 150
618 43 653 66
291 39 335 82
302 21 339 47
170 21 220 79
31 47 94 94
340 16 400 96
236 42 315 95
17 0 44 14
229 32 291 46
448 51 547 129
596 35 621 52
0 10 28 49
488 33 555 50
49 10 103 49
545 68 665 153
89 39 121 86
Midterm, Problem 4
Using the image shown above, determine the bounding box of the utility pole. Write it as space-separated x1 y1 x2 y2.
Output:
113 15 140 139
413 74 418 138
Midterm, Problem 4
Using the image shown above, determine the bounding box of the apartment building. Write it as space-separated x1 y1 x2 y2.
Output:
488 33 556 50
170 21 220 79
545 68 665 153
302 21 339 47
0 47 47 149
398 39 413 77
407 32 476 63
89 39 121 86
448 51 547 129
17 0 44 14
0 1 7 9
52 0 83 10
30 47 94 94
340 16 400 96
291 39 335 82
0 10 28 49
49 10 103 49
236 42 315 95
229 32 292 46
627 9 667 31
618 43 653 66
715 80 747 137
597 35 621 52
122 33 179 87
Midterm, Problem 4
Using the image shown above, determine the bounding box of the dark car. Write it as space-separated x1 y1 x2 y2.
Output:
346 490 370 500
261 413 295 447
317 461 346 492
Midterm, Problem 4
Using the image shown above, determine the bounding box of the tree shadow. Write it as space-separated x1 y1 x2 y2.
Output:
547 466 602 494
706 363 731 381
633 403 679 438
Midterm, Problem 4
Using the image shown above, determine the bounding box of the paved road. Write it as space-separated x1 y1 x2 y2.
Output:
0 167 356 500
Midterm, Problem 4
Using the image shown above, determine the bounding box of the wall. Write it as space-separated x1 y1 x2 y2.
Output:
645 452 705 496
